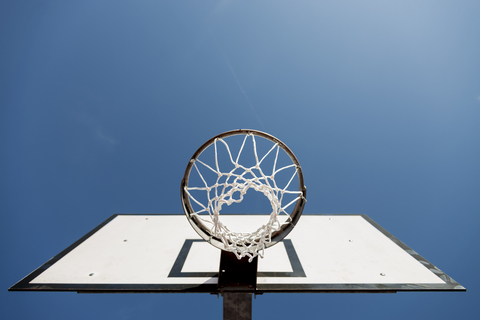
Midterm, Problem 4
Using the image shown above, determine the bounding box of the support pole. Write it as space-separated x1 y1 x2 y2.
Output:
223 292 252 320
218 250 258 320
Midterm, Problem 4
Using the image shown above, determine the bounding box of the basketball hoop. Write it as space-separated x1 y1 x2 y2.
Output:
181 129 306 261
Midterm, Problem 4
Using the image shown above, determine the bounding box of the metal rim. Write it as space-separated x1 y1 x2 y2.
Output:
180 129 306 251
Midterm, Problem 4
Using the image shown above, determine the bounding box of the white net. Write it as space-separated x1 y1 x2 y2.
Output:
183 132 305 261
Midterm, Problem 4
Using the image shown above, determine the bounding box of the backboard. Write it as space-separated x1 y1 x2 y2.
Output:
9 214 465 293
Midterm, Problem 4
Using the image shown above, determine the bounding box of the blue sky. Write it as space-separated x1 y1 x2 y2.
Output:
1 1 479 319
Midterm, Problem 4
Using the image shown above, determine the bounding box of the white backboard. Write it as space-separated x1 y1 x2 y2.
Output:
9 214 465 293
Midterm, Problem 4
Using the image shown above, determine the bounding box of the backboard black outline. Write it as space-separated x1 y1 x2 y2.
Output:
8 214 466 294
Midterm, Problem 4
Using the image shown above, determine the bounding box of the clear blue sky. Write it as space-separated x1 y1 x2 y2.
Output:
1 1 478 319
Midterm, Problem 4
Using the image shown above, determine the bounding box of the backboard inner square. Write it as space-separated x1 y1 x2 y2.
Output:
182 241 293 273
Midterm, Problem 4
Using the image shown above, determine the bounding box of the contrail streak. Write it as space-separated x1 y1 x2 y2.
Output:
223 54 266 130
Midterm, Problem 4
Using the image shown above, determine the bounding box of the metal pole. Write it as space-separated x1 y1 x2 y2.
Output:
218 251 257 320
223 292 252 320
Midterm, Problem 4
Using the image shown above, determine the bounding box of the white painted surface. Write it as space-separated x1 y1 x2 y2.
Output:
31 215 445 285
